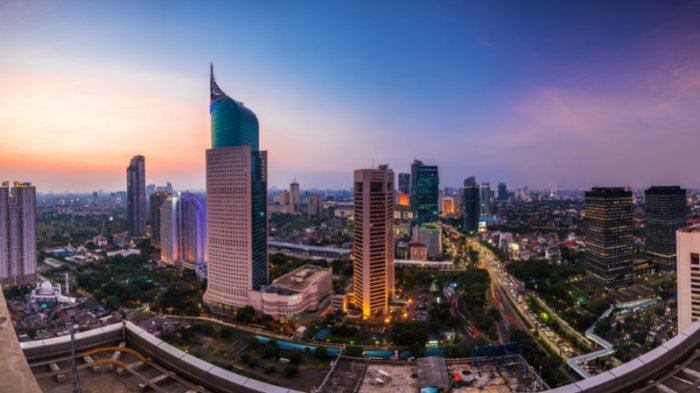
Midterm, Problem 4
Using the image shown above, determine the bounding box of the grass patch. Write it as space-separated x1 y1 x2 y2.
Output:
216 349 226 356
206 345 216 352
230 367 280 386
187 351 202 359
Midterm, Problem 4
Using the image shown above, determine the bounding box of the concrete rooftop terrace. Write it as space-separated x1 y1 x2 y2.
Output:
273 265 331 292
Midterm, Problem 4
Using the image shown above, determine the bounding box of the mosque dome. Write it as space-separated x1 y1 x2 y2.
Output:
40 281 53 294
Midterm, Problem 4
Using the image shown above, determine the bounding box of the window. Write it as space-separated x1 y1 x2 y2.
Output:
693 253 700 266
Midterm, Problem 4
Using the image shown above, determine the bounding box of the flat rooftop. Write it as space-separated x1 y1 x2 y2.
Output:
268 241 352 254
273 265 331 292
357 363 417 393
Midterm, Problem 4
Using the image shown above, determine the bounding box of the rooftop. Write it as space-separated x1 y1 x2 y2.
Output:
268 240 352 254
272 265 331 292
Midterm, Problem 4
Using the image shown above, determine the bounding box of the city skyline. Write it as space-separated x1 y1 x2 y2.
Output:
3 2 700 192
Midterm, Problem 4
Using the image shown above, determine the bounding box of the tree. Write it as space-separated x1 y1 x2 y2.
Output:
593 318 611 338
331 260 345 274
247 336 260 349
289 352 302 364
27 329 37 339
344 346 364 357
92 290 105 302
240 353 251 364
387 321 428 347
342 265 354 276
220 327 233 339
200 278 208 291
284 366 300 378
200 322 214 336
314 346 329 360
106 296 120 311
264 365 276 374
261 345 278 359
247 356 258 368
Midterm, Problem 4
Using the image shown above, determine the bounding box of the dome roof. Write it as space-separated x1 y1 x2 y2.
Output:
40 281 53 294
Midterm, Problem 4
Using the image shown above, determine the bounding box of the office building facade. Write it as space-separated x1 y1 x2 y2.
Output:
290 179 300 212
413 224 442 258
481 182 491 216
677 225 700 333
126 155 146 237
585 187 634 290
399 173 410 195
498 182 507 201
442 197 454 215
646 186 687 272
161 192 207 278
353 165 395 316
453 193 463 217
308 193 323 216
0 182 37 287
410 159 439 223
463 177 480 234
149 191 169 248
204 64 268 311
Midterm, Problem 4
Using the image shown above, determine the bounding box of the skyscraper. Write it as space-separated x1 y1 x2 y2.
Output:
585 187 633 290
166 182 173 193
204 64 268 312
0 181 37 287
410 159 439 223
308 193 324 216
353 165 395 316
399 173 410 195
290 179 300 212
646 186 687 272
438 190 444 213
442 197 454 215
126 155 146 237
146 184 156 195
463 177 480 234
498 182 507 201
453 193 463 217
161 192 207 278
149 191 169 248
480 182 491 216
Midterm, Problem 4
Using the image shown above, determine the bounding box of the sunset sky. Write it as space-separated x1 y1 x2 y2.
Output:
1 1 700 193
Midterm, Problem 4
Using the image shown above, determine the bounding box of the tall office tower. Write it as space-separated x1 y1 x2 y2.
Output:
203 64 268 312
498 182 507 201
410 159 439 223
146 184 156 196
127 155 146 237
677 226 700 332
438 190 444 213
480 182 491 216
399 173 410 195
585 187 634 290
166 182 173 193
443 197 454 215
646 186 687 272
92 191 98 200
453 194 463 217
308 193 324 216
353 165 395 316
463 177 480 234
0 182 37 287
290 179 300 212
149 191 169 248
160 192 207 277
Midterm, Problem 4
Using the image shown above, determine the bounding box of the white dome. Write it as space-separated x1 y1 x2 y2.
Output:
40 281 54 294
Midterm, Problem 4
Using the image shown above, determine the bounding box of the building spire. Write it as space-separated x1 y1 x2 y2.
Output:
210 62 214 80
210 62 229 105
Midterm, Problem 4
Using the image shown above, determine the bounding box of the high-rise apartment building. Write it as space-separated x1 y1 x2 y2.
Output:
166 182 173 193
585 187 633 290
203 64 268 312
481 182 491 216
308 193 324 216
646 186 687 272
413 223 442 258
442 197 454 215
146 184 156 195
498 182 507 201
453 193 463 217
353 165 395 316
0 181 37 287
399 173 410 195
127 155 146 237
410 159 439 223
149 191 169 248
438 190 444 213
290 179 300 212
161 192 207 278
463 177 480 234
677 225 700 333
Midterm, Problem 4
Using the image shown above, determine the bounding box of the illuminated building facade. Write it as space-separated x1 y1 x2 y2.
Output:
442 197 454 215
646 186 687 272
161 192 207 278
410 159 439 223
585 187 633 290
399 173 410 195
203 64 268 312
678 225 700 333
353 165 395 316
480 182 491 216
453 193 463 217
149 191 169 247
0 182 37 287
127 155 146 237
463 177 480 234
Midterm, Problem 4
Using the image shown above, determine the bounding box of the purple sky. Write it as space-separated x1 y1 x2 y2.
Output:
1 1 700 192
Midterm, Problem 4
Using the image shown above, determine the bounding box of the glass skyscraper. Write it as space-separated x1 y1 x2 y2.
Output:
126 155 146 237
585 187 633 290
204 64 268 312
410 160 439 223
498 182 507 201
399 173 410 195
463 177 480 234
646 186 687 272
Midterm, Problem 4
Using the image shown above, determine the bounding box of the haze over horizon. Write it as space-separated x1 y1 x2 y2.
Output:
2 1 700 193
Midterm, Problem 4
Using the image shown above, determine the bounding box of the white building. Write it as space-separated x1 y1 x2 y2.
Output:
30 281 73 305
413 224 442 258
0 181 37 287
678 225 700 333
160 192 207 278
